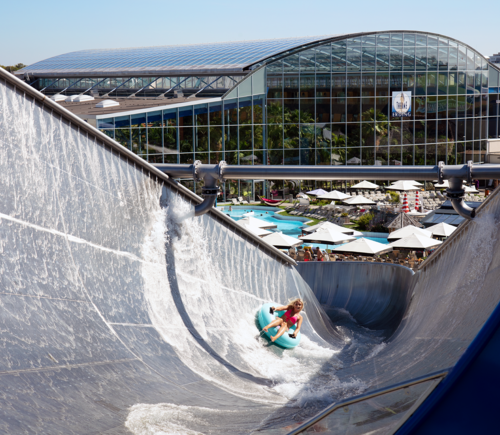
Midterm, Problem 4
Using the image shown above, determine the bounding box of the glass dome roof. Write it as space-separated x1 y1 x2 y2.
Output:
19 36 337 77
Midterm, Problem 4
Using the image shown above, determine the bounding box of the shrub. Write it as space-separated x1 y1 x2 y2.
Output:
357 213 374 230
387 190 400 203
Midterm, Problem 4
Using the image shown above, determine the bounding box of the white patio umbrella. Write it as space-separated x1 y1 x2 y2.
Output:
433 180 449 188
464 185 479 193
407 180 425 187
388 180 421 191
347 157 361 164
389 233 442 250
301 228 356 246
262 232 303 249
306 188 329 196
303 221 354 235
342 196 376 206
237 216 277 230
351 180 379 189
332 238 393 256
236 221 272 237
317 190 350 200
387 225 433 241
426 222 457 238
296 192 311 200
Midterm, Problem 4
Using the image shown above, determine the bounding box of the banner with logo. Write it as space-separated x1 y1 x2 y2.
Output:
392 91 412 117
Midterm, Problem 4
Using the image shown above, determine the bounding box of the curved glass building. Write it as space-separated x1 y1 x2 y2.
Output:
18 31 500 200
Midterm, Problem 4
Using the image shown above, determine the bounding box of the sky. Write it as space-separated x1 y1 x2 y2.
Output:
1 0 498 66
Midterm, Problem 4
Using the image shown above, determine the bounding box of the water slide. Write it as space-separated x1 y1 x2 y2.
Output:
1 69 500 434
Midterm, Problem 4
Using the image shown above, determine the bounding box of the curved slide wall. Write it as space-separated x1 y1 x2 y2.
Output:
2 67 500 435
0 71 353 434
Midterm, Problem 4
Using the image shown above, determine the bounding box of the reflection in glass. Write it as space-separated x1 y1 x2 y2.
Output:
179 127 193 152
163 108 177 127
300 124 315 149
164 128 177 152
179 107 193 126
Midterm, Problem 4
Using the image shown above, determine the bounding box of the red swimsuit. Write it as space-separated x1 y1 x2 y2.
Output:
283 309 298 325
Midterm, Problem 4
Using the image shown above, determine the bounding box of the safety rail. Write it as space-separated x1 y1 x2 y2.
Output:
287 370 449 435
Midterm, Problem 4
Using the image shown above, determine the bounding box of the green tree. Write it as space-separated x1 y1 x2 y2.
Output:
357 213 374 230
0 63 26 72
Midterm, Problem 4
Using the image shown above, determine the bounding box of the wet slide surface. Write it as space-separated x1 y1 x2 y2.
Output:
1 72 500 434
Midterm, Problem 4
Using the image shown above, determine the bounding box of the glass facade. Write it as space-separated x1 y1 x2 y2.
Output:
96 32 500 200
36 76 244 97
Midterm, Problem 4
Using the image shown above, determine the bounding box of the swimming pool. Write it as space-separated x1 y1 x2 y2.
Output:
218 206 389 250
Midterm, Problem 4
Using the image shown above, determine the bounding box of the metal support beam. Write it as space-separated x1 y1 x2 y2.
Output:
157 77 191 98
58 78 84 94
154 161 500 218
40 78 60 92
102 77 134 97
188 76 222 98
128 77 161 98
79 77 108 96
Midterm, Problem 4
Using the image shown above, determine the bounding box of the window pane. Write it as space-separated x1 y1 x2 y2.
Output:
163 108 177 127
224 101 238 125
179 127 193 152
253 97 264 123
209 103 222 125
194 104 208 126
284 124 300 149
209 126 223 153
147 111 162 127
300 124 315 148
267 124 283 149
225 126 238 151
179 107 193 126
239 125 252 150
239 97 252 125
164 128 177 152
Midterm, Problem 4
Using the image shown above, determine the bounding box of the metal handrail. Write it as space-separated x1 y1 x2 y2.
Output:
286 369 449 435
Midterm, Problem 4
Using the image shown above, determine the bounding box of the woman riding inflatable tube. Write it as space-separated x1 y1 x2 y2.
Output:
258 298 304 348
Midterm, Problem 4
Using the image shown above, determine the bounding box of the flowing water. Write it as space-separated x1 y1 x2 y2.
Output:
128 190 387 434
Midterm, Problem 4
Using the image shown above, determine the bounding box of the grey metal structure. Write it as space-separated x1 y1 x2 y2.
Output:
155 161 500 219
296 262 414 335
2 63 500 434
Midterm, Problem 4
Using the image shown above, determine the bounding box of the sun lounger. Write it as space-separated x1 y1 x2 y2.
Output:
238 196 249 205
231 198 239 205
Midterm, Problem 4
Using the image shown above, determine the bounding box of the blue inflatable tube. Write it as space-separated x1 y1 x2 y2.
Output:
258 302 301 349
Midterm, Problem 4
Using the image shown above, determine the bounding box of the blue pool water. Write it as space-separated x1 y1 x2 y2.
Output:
218 206 389 251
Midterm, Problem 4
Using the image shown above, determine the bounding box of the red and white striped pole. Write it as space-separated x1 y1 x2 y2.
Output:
402 193 409 213
415 190 420 212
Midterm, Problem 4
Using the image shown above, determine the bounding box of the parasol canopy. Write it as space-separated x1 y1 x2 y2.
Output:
262 232 303 249
351 180 379 189
236 221 272 237
389 233 442 250
332 237 393 255
388 180 421 191
301 227 356 245
306 188 328 196
426 222 457 237
317 190 350 200
237 216 277 230
388 225 433 241
342 196 376 205
302 221 354 235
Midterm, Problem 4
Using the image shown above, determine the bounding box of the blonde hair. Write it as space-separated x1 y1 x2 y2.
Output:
287 297 305 312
